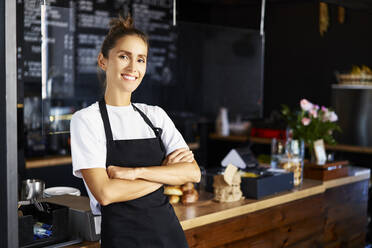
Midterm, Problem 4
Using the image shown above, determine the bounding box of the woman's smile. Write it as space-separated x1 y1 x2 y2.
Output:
121 73 138 81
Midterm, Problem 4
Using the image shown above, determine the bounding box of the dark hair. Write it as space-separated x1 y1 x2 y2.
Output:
100 14 149 58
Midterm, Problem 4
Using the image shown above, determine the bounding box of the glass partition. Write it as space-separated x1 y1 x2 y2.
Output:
41 4 75 136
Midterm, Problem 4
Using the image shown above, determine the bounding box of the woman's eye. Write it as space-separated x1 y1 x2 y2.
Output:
138 58 146 63
119 55 129 60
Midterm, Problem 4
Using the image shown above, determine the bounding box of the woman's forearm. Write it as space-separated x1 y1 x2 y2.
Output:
135 160 201 185
81 168 162 206
101 178 162 205
106 148 201 185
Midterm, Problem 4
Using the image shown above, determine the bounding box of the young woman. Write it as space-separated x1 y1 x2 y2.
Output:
70 15 201 248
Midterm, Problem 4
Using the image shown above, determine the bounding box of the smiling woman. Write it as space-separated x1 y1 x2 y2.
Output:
98 35 148 103
70 15 200 248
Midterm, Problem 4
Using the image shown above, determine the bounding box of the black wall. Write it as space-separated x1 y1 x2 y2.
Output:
179 0 372 117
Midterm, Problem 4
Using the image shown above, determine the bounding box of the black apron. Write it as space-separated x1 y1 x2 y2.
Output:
98 100 189 248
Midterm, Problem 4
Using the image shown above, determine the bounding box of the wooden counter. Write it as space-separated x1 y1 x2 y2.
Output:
176 179 324 231
183 169 370 248
63 167 370 248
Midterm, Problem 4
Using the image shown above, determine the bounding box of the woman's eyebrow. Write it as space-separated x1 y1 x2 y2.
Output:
117 50 131 55
117 50 147 58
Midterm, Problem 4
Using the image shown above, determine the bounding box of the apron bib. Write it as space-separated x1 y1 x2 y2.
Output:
98 100 188 248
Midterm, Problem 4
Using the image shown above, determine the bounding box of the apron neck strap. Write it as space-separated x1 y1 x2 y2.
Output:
99 99 114 141
98 99 163 141
132 104 163 138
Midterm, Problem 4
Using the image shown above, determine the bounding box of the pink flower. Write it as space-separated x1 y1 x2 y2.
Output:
302 117 311 126
309 109 318 118
329 111 338 122
300 99 313 112
321 106 329 121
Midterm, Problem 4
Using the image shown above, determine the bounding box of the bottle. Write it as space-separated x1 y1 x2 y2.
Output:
216 107 229 136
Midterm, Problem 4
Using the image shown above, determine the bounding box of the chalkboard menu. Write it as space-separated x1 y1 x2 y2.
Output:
132 0 176 84
17 0 176 135
18 0 43 82
74 0 176 84
17 0 176 85
17 0 70 84
75 0 112 74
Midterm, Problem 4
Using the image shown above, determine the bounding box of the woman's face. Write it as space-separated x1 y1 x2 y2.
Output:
99 35 148 94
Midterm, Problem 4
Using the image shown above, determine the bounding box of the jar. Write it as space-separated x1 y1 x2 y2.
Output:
278 156 303 186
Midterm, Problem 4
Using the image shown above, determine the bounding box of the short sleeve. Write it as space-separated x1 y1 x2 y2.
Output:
154 106 189 156
70 112 106 178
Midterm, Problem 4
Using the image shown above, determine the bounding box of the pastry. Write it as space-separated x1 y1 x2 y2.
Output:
164 186 183 196
181 182 194 192
181 189 199 204
169 195 180 204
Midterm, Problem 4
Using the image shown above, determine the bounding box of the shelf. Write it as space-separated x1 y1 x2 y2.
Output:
325 143 372 154
26 155 72 169
209 133 372 154
332 84 372 90
209 133 250 142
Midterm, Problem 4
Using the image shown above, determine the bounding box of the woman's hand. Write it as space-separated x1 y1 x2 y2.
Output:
162 148 194 165
107 166 137 180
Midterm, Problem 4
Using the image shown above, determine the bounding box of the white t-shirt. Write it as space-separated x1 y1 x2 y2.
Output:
70 102 188 215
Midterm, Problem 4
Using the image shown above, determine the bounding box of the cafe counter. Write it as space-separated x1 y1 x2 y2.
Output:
63 167 369 248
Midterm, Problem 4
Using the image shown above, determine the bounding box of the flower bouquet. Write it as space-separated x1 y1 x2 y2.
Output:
281 99 341 161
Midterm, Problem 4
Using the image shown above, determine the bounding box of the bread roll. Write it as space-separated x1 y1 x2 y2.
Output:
169 195 180 204
164 186 183 196
181 189 199 204
181 182 194 192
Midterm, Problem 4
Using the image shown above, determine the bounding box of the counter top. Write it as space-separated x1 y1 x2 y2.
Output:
175 179 323 230
175 167 369 230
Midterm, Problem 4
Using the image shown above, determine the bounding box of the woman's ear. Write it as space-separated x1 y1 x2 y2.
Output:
97 53 107 71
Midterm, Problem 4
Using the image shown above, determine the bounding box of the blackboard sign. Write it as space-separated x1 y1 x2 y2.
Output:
75 0 112 75
17 0 177 134
132 0 176 84
17 0 71 84
18 0 176 86
18 0 43 82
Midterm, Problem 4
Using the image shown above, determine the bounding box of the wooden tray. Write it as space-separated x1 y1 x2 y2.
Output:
303 161 349 181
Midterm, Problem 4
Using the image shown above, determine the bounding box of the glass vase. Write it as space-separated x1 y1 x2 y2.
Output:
308 142 317 164
278 139 305 186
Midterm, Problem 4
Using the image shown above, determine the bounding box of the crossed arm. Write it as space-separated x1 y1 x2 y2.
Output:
81 148 201 206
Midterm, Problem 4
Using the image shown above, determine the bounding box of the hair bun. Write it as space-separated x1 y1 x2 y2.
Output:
100 13 148 59
109 14 134 33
